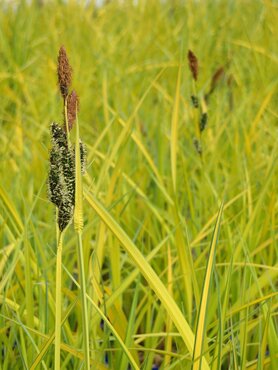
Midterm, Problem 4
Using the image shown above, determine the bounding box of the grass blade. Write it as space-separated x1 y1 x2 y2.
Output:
170 65 181 193
74 114 90 370
30 300 77 370
193 201 224 370
84 189 210 370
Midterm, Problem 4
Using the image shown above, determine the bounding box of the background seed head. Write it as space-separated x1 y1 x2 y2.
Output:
188 50 199 81
191 95 199 108
200 113 208 132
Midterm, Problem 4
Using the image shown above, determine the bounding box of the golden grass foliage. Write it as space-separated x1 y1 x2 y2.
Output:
0 1 277 369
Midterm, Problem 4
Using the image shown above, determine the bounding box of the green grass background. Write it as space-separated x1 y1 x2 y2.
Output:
0 0 277 369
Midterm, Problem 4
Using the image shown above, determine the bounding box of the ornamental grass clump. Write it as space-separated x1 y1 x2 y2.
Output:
48 46 89 370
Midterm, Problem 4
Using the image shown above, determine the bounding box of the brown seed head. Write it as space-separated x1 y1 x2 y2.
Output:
211 67 225 91
188 50 198 81
57 46 72 98
65 90 79 131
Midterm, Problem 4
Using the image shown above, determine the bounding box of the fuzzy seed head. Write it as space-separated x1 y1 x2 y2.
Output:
65 90 79 131
79 140 87 174
58 201 74 231
48 122 75 230
51 122 67 148
211 67 225 91
57 46 72 98
193 138 202 155
200 113 208 132
191 95 199 108
188 50 198 81
48 145 63 207
48 122 86 232
59 145 75 206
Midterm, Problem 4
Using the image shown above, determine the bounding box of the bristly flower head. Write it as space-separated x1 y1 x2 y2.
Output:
57 46 72 98
79 140 87 174
48 122 75 231
199 112 208 132
188 50 198 81
65 90 79 131
49 48 86 232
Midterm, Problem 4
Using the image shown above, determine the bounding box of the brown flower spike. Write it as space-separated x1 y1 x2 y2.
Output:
57 46 72 98
211 66 225 91
65 90 79 131
188 50 198 81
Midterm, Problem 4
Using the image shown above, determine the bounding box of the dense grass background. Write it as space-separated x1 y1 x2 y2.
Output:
0 0 277 369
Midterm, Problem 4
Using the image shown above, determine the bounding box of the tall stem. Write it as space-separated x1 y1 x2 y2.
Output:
54 230 64 370
77 231 90 369
74 111 90 369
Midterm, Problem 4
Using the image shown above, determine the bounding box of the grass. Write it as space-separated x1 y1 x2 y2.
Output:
0 0 277 369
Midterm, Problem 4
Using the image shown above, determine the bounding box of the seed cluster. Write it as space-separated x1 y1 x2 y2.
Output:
191 95 199 108
48 123 87 231
188 50 198 81
48 47 87 231
187 49 209 155
199 112 208 132
48 123 74 230
79 140 87 175
57 46 72 99
57 46 79 132
66 90 79 131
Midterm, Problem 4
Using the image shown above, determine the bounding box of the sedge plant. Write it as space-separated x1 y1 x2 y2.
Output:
48 46 89 370
0 2 277 369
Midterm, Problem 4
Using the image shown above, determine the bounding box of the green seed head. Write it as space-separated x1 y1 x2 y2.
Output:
200 113 208 132
191 95 199 108
48 122 75 230
58 200 74 231
79 140 87 174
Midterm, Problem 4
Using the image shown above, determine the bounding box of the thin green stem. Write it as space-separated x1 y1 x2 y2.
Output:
77 231 90 369
74 110 90 369
54 230 64 370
